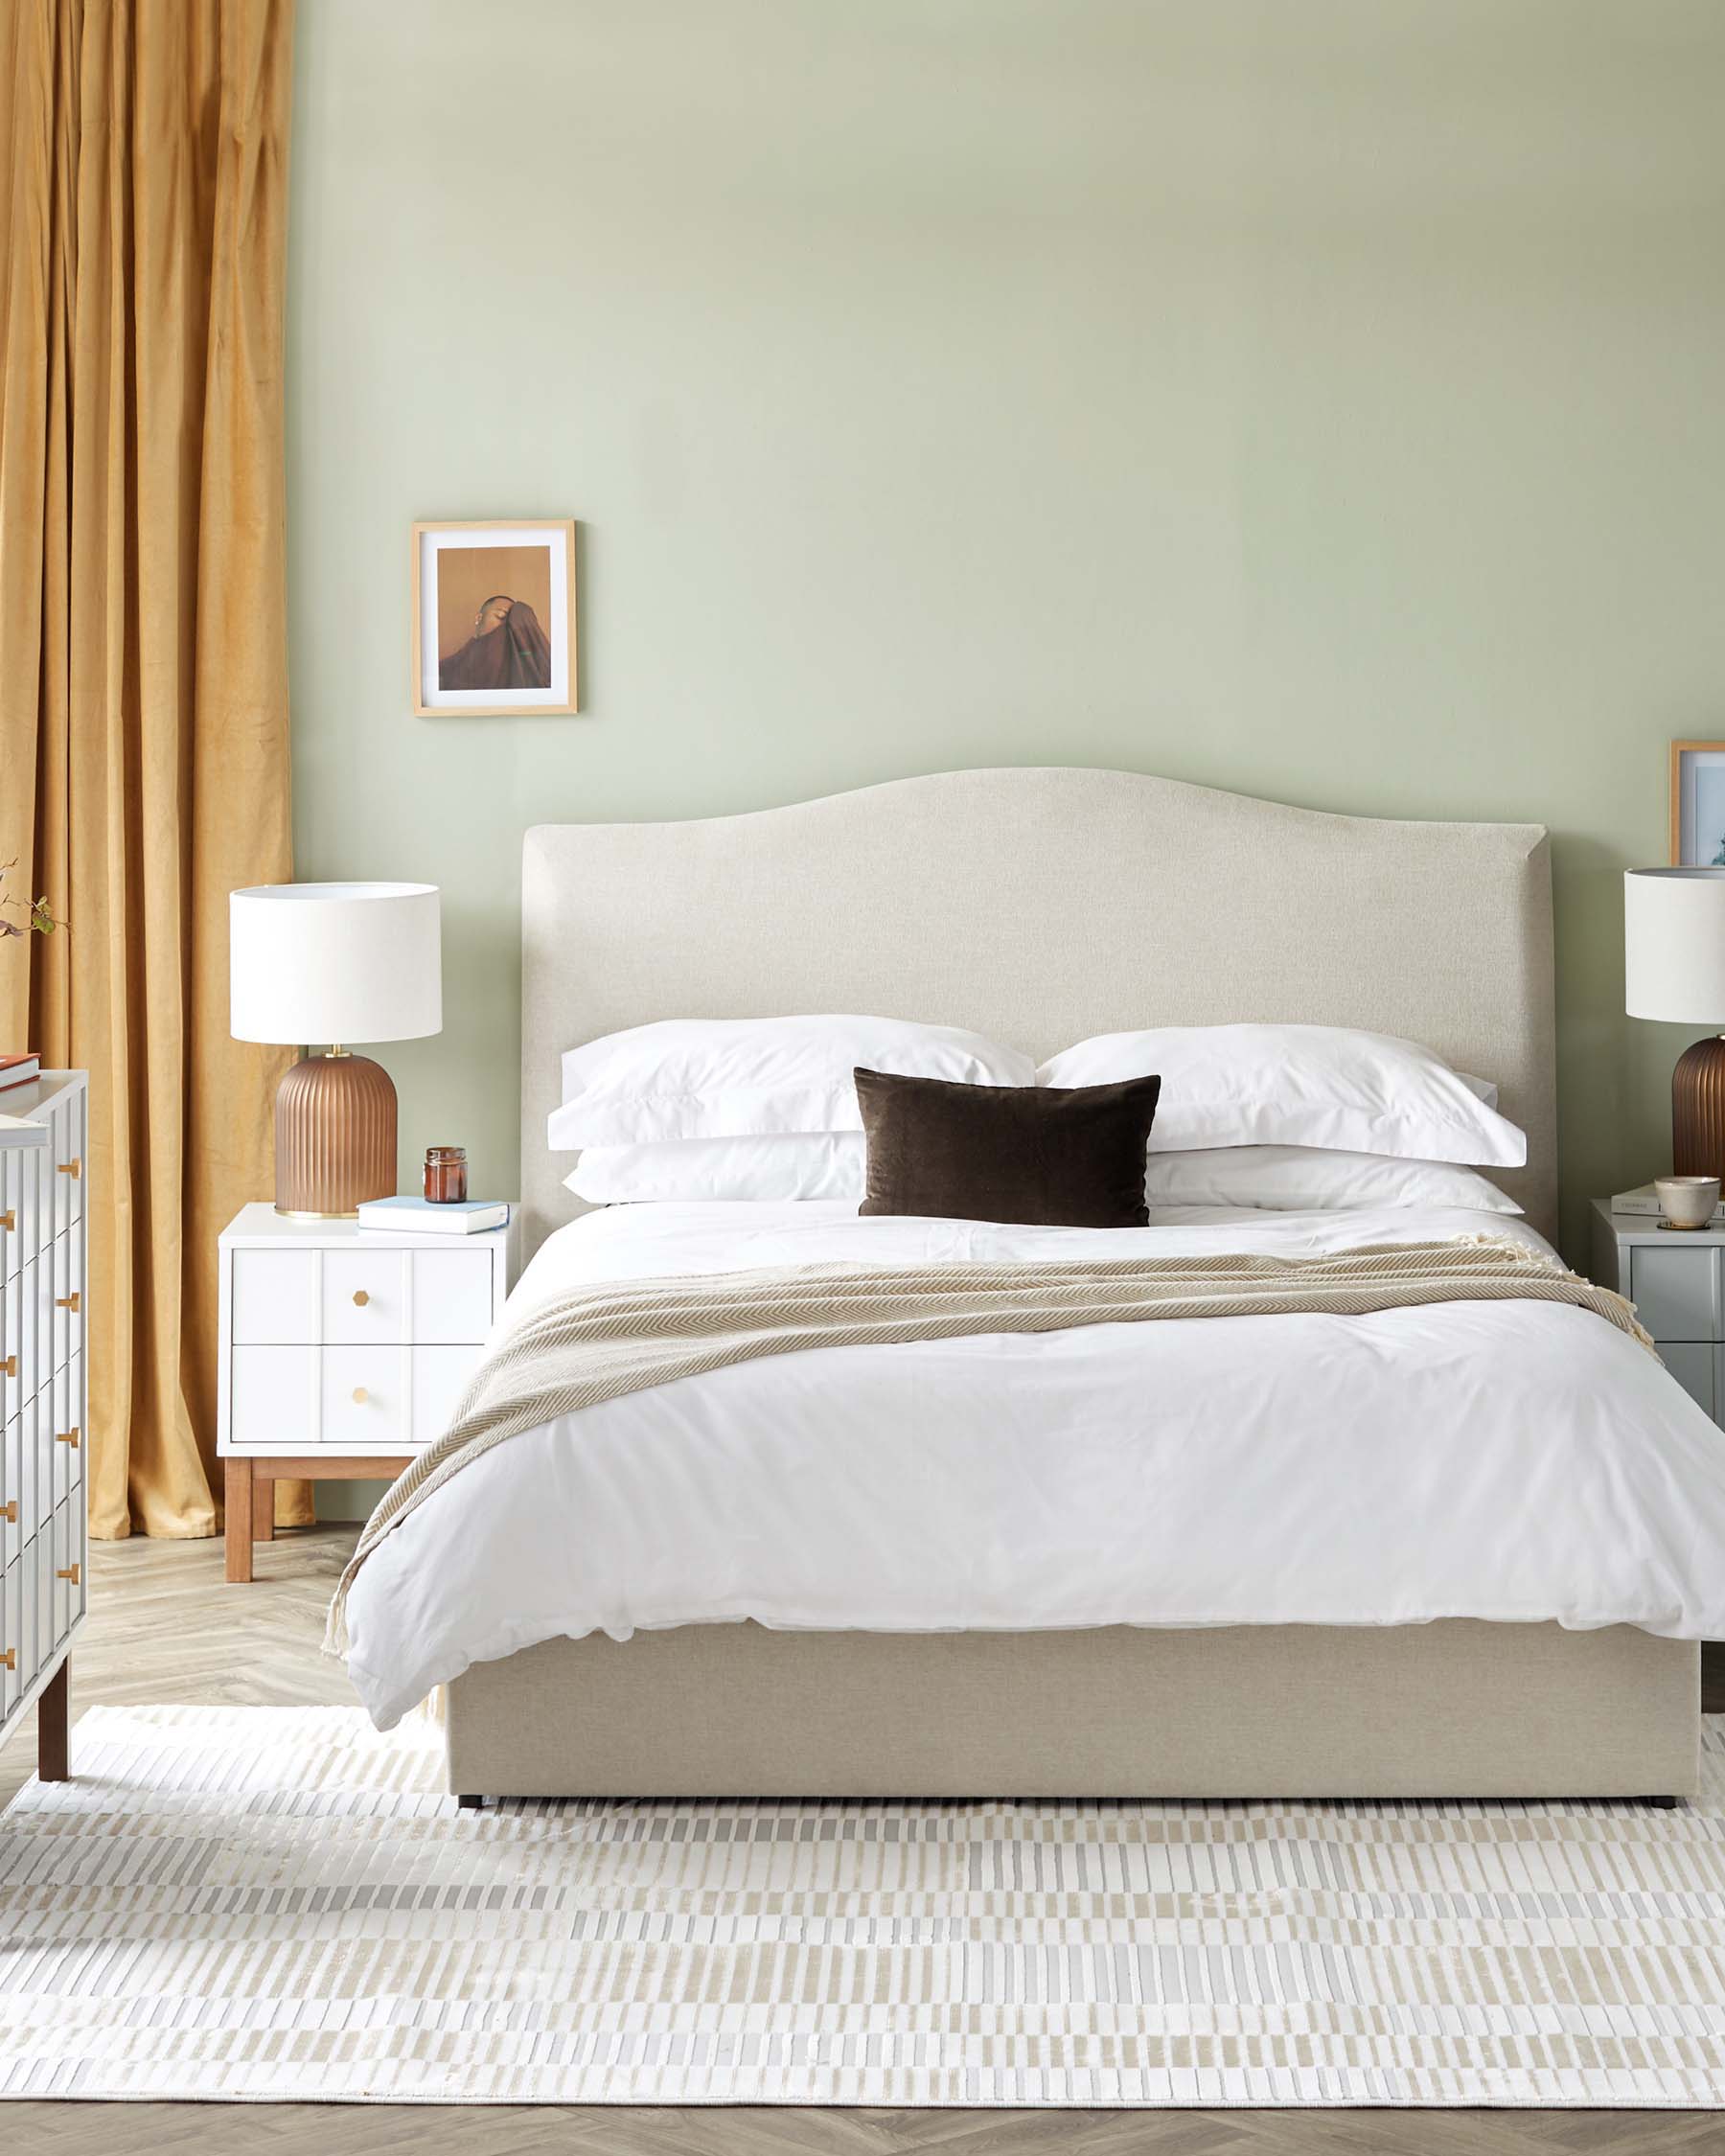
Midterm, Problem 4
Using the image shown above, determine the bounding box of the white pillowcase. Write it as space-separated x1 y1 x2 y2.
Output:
569 1133 866 1204
549 1015 1035 1152
1040 1024 1527 1169
565 1133 1519 1214
1145 1145 1520 1215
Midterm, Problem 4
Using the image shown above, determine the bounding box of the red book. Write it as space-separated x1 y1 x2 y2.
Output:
0 1053 40 1091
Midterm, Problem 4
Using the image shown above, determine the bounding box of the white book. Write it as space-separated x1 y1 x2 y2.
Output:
355 1196 509 1235
1612 1182 1725 1224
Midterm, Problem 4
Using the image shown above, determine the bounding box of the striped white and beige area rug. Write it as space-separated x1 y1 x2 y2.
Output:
4 1705 1725 2107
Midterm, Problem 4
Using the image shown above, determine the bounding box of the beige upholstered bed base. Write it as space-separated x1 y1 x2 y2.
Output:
445 1620 1701 1802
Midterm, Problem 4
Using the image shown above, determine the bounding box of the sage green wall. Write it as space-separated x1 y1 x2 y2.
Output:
288 1 1724 1306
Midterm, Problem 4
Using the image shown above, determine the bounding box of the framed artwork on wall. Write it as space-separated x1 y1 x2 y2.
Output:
1669 742 1725 866
412 519 578 716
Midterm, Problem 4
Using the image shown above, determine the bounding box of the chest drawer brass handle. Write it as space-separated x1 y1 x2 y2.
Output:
352 1289 370 1307
56 1563 80 1585
1 1500 15 1524
1 1356 14 1378
0 1209 12 1231
352 1386 369 1405
56 1427 80 1448
55 1292 80 1313
57 1158 80 1180
0 1647 14 1671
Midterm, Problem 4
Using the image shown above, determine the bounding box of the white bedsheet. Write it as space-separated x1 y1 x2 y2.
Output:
342 1202 1725 1729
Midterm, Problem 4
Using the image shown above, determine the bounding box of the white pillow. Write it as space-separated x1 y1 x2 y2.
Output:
1039 1024 1526 1169
549 1016 1034 1151
566 1134 1518 1214
1145 1145 1520 1215
569 1133 866 1203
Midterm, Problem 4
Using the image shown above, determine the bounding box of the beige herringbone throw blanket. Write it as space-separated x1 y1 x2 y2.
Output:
325 1236 1650 1654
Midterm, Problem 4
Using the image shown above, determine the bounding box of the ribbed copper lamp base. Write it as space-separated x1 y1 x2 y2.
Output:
1671 1035 1725 1181
274 1051 397 1219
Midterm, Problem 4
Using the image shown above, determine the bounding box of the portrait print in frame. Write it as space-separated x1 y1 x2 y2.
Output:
412 519 578 716
1670 742 1725 867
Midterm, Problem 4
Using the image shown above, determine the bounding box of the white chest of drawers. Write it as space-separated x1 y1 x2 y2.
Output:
1 1071 89 1781
217 1202 518 1581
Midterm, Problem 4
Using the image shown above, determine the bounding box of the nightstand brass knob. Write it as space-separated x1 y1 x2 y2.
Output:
0 1209 12 1231
56 1563 79 1585
352 1289 369 1307
55 1292 80 1313
57 1158 80 1180
56 1428 80 1448
0 1648 13 1671
352 1386 369 1404
1 1500 16 1523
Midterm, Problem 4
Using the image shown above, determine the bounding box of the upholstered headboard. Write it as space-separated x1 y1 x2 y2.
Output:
520 768 1555 1256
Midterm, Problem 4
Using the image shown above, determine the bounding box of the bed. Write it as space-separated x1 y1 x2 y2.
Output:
352 768 1708 1800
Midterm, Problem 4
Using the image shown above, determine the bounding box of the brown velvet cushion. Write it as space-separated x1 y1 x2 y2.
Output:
854 1067 1162 1228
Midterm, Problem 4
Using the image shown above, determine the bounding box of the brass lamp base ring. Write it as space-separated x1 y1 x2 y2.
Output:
275 1052 397 1217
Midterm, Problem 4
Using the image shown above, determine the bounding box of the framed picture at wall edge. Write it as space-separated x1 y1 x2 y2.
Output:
1669 742 1725 866
412 519 578 716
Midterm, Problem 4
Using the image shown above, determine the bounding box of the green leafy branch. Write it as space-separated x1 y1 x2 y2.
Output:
0 860 67 940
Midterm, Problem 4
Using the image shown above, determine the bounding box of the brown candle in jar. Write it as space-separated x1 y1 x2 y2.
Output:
424 1146 468 1204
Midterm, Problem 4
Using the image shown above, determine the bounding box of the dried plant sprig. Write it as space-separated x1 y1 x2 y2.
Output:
0 859 67 939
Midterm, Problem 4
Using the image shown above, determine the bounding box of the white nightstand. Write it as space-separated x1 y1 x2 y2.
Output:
217 1202 518 1581
1591 1198 1725 1420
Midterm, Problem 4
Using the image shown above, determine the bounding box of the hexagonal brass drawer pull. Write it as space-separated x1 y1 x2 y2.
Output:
1 1500 16 1524
352 1289 370 1307
56 1427 80 1449
56 1563 80 1585
57 1158 80 1180
0 1648 14 1672
1 1356 13 1379
0 1209 12 1231
352 1387 369 1405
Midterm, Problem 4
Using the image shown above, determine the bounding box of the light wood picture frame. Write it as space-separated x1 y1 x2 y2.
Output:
1669 741 1725 866
412 519 578 717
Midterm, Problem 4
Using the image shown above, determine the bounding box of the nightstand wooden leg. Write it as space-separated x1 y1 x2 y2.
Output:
225 1457 255 1582
255 1477 275 1540
37 1660 69 1781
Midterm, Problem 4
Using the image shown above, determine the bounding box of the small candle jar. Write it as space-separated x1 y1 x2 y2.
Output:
424 1146 468 1204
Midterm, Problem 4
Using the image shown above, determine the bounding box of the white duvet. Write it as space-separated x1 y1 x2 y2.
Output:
342 1201 1725 1730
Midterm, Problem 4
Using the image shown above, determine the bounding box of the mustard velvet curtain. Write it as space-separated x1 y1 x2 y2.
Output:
0 0 310 1537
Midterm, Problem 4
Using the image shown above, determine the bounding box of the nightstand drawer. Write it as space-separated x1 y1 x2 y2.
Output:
229 1342 484 1453
1628 1244 1721 1342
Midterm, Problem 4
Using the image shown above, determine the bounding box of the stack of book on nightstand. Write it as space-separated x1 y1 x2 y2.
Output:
1611 1182 1725 1227
356 1195 511 1236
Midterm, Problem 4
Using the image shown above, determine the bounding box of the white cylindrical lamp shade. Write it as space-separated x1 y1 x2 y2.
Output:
230 883 442 1045
1624 869 1725 1027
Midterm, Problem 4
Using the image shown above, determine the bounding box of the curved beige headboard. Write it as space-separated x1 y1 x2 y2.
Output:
522 768 1554 1255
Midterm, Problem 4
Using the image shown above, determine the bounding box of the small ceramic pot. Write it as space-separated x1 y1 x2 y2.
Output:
1655 1174 1720 1230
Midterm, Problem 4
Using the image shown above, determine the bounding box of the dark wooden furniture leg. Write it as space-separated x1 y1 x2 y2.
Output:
37 1660 69 1781
225 1456 255 1583
255 1476 274 1540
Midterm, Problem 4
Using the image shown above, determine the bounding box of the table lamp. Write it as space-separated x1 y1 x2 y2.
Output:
230 882 442 1218
1624 867 1725 1178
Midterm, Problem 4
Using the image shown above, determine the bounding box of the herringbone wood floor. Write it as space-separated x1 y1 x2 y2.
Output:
3 1529 1724 2154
